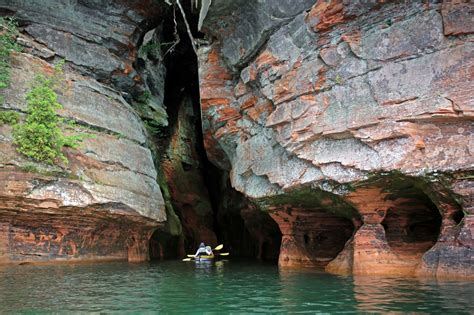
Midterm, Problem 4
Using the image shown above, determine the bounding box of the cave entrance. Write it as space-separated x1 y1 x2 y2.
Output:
267 190 359 268
143 2 281 261
382 187 442 259
308 215 354 267
291 211 354 268
149 229 182 260
220 205 282 262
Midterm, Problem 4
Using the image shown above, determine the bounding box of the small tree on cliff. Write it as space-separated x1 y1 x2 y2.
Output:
13 62 83 164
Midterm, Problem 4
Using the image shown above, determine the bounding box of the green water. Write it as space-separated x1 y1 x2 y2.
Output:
0 260 472 313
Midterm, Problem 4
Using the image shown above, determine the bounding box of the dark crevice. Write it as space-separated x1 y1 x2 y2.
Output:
207 174 282 262
145 3 204 260
452 210 465 225
146 3 282 261
304 234 310 245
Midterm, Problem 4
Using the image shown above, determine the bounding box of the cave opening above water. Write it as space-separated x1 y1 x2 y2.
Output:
382 186 442 259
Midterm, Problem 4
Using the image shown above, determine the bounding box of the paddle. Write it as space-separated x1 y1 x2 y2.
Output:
186 244 224 258
183 253 229 261
183 244 227 261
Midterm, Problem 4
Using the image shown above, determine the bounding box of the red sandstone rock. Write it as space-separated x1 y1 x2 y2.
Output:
0 50 165 265
199 1 474 278
441 2 474 36
270 207 353 268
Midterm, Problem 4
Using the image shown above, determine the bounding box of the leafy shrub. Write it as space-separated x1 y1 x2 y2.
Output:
13 64 83 164
0 110 19 125
137 90 151 105
0 17 21 103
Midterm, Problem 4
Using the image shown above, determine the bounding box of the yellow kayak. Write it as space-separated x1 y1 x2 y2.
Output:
195 254 214 262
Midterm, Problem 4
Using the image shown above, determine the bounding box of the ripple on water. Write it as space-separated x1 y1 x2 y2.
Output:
0 261 473 313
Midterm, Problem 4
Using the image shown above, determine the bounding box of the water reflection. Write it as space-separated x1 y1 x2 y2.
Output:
278 268 356 313
353 275 474 313
0 261 472 313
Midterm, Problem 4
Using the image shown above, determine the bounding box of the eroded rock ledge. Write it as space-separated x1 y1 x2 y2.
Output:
199 0 473 278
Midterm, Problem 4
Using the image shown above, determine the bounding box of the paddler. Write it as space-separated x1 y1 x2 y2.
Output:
194 242 213 256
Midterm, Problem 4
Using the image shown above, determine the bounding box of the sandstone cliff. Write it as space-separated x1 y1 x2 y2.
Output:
0 0 472 279
0 0 169 263
199 0 473 278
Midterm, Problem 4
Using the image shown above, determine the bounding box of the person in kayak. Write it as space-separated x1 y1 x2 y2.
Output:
194 242 213 256
205 246 213 255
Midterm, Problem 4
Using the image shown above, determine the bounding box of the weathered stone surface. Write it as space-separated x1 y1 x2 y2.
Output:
5 53 148 144
0 0 168 263
1 0 473 277
200 0 474 278
441 2 474 36
1 51 165 221
203 0 315 69
0 171 160 264
0 0 165 94
270 207 353 267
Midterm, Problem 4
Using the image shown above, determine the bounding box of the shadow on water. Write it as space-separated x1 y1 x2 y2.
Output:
0 260 473 313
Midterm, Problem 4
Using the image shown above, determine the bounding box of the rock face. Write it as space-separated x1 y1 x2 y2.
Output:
199 0 473 278
161 96 217 250
0 0 472 278
0 0 168 263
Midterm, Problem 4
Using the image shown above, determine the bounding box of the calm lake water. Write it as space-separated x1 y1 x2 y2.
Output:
0 260 472 313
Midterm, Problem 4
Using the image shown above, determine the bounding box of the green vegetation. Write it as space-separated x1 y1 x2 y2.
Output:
13 62 84 164
140 42 161 56
156 165 182 236
0 17 21 103
18 162 81 179
0 110 20 125
145 120 165 137
135 90 168 136
18 163 41 174
137 90 151 105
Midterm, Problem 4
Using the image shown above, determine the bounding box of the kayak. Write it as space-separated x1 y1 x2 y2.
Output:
182 244 228 262
194 254 214 262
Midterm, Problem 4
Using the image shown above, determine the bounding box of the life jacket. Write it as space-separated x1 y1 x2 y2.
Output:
195 246 207 256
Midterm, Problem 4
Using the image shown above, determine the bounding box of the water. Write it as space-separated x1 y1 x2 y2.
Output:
0 260 473 313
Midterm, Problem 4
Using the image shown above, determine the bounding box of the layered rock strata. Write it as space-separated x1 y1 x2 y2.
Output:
0 0 168 263
199 0 473 278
